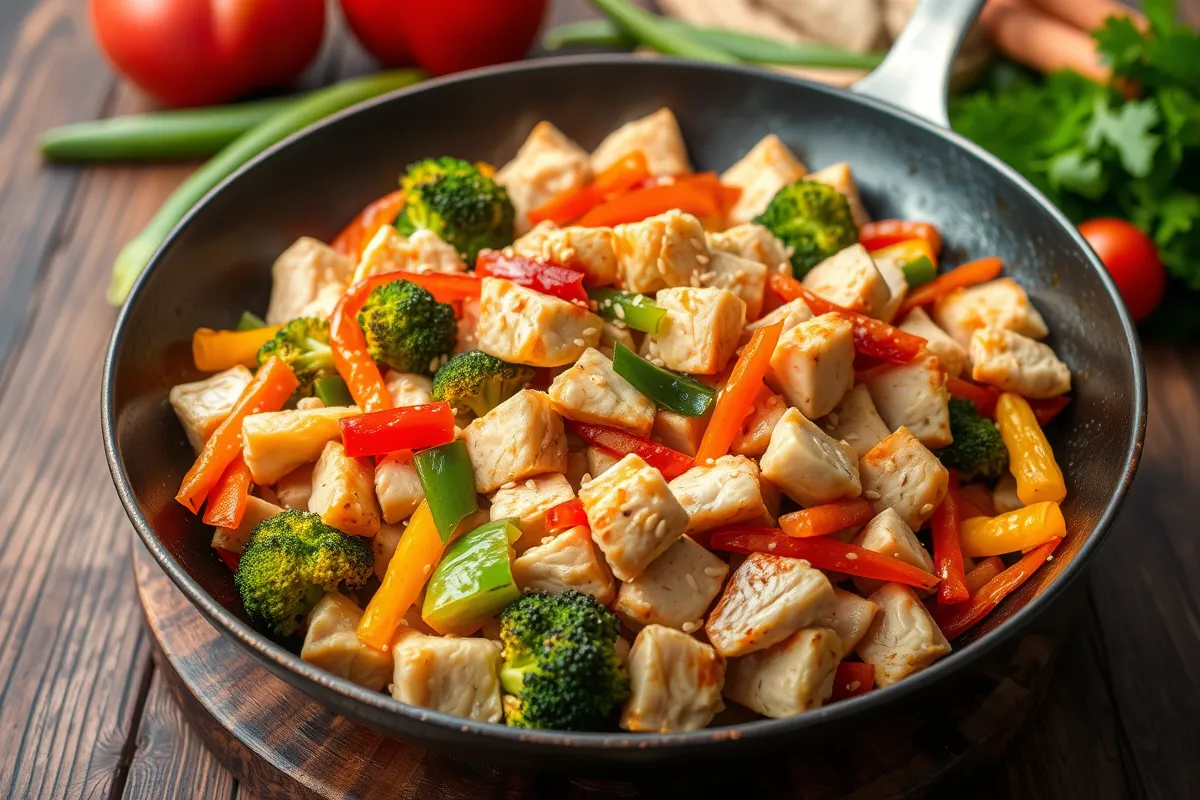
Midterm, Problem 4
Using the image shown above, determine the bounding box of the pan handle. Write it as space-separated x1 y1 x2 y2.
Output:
852 0 986 128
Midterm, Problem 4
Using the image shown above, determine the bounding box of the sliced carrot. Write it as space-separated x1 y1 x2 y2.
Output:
329 297 392 414
192 325 282 371
695 321 784 464
897 257 1004 317
931 472 969 605
331 189 406 258
527 151 650 226
201 456 253 529
577 172 734 227
357 501 445 651
935 537 1062 640
947 376 1001 418
779 498 874 539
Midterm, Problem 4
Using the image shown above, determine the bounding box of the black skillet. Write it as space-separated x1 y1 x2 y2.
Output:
103 0 1145 774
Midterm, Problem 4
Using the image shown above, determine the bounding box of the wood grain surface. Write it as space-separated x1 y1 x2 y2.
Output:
0 0 1196 798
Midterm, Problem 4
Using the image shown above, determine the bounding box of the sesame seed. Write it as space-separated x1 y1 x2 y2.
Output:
920 503 934 516
614 305 626 319
685 573 699 592
845 552 858 560
848 680 861 692
574 338 586 347
696 254 710 265
582 327 597 336
767 541 777 550
703 566 724 578
525 479 536 490
581 473 592 485
864 490 881 501
422 563 432 575
500 481 517 490
681 620 701 633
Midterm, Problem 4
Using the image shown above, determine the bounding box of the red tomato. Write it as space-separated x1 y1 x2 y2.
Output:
1078 218 1165 323
338 0 414 66
89 0 326 107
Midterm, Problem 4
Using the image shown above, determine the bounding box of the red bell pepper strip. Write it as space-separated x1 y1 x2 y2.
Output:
339 402 455 458
935 537 1062 640
897 257 1004 318
830 662 876 701
474 250 589 303
768 274 927 364
176 356 298 514
778 498 874 539
931 472 970 605
947 376 1000 418
527 151 651 226
329 297 392 414
695 321 784 464
577 172 736 227
344 270 481 309
331 189 406 258
568 420 694 479
1029 395 1071 426
214 548 241 572
545 498 589 533
201 456 253 529
859 219 943 257
963 556 1005 596
709 528 940 591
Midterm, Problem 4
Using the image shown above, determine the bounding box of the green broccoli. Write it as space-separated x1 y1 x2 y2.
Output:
431 350 535 417
234 510 374 637
395 157 515 264
754 179 859 278
256 317 336 397
937 398 1010 482
356 279 457 375
499 590 629 731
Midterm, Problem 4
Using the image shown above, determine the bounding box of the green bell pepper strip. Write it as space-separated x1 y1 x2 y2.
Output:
612 343 715 417
413 440 479 544
313 375 354 407
421 518 521 635
901 255 937 288
236 310 268 331
588 287 665 333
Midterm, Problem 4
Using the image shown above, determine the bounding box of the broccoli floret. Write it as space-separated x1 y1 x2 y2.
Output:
256 317 336 397
432 350 535 418
395 157 515 264
356 280 457 375
937 398 1009 482
234 510 374 637
754 179 859 278
498 590 629 731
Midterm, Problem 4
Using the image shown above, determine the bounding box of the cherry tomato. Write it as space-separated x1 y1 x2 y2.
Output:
338 0 414 67
89 0 326 107
1078 218 1165 323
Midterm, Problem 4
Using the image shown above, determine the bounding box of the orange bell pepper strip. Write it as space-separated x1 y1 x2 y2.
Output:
329 297 391 414
996 392 1066 505
191 325 282 371
830 661 875 701
577 172 734 227
897 256 1004 317
859 219 943 256
201 456 253 529
357 501 445 650
963 556 1005 596
935 537 1062 640
946 376 1000 418
695 321 784 464
959 501 1066 558
930 471 970 605
779 498 874 539
175 356 299 514
527 151 650 226
331 189 406 258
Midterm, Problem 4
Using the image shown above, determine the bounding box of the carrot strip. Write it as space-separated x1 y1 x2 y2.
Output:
329 298 392 414
859 220 942 257
695 321 784 464
201 456 253 528
963 556 1005 596
931 472 970 604
357 501 444 651
528 151 650 226
192 325 282 371
778 498 874 539
947 376 1000 418
577 172 734 227
996 392 1066 505
935 537 1062 640
897 257 1004 317
331 189 406 258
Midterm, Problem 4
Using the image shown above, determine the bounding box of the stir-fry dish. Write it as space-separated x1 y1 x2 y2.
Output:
170 108 1074 733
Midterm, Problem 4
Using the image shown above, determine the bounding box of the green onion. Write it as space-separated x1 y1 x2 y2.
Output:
313 375 354 407
108 68 425 306
236 310 268 331
589 287 666 333
612 343 715 417
901 255 937 287
413 440 479 543
39 96 302 163
422 518 521 634
587 0 740 64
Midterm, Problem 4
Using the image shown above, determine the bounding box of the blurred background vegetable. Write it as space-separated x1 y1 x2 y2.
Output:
387 0 549 75
338 0 414 66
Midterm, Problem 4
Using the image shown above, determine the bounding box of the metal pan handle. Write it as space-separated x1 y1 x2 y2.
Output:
852 0 987 128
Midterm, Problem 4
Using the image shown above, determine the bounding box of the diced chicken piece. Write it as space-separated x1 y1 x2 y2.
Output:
820 384 891 459
724 627 842 718
863 355 952 448
496 121 592 235
586 446 619 480
705 552 836 657
476 277 603 367
301 593 393 691
652 409 709 458
578 453 690 581
760 407 861 507
856 583 952 687
768 313 855 418
669 455 768 534
373 524 404 581
296 282 347 321
646 287 745 375
384 371 433 407
390 628 504 722
266 237 354 324
275 465 313 511
374 452 424 524
513 221 619 287
802 245 891 318
352 226 466 283
707 250 767 321
851 508 935 595
548 348 656 436
169 365 253 452
211 496 283 554
591 107 691 177
873 252 909 324
454 297 481 355
462 389 567 494
859 427 949 531
707 223 792 274
615 535 728 631
815 588 880 653
242 406 360 485
898 307 967 377
308 441 381 536
993 473 1023 514
565 450 589 491
621 625 726 732
511 525 615 603
720 134 808 226
743 298 813 344
808 162 870 227
970 327 1071 399
488 472 575 554
612 210 708 293
599 320 636 355
932 278 1050 348
731 391 788 459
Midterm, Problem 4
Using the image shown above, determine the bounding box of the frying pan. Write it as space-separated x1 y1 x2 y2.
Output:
103 0 1145 773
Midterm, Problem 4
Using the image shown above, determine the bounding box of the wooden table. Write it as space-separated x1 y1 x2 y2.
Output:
1 0 1197 797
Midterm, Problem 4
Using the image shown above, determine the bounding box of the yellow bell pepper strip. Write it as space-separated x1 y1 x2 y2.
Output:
897 256 1004 318
959 501 1067 558
963 556 1005 596
357 501 444 651
421 518 521 636
192 325 282 371
996 392 1067 504
695 320 784 464
201 455 252 529
935 537 1062 640
176 356 299 514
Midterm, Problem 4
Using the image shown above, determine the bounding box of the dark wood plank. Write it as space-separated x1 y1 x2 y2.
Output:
0 0 41 71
